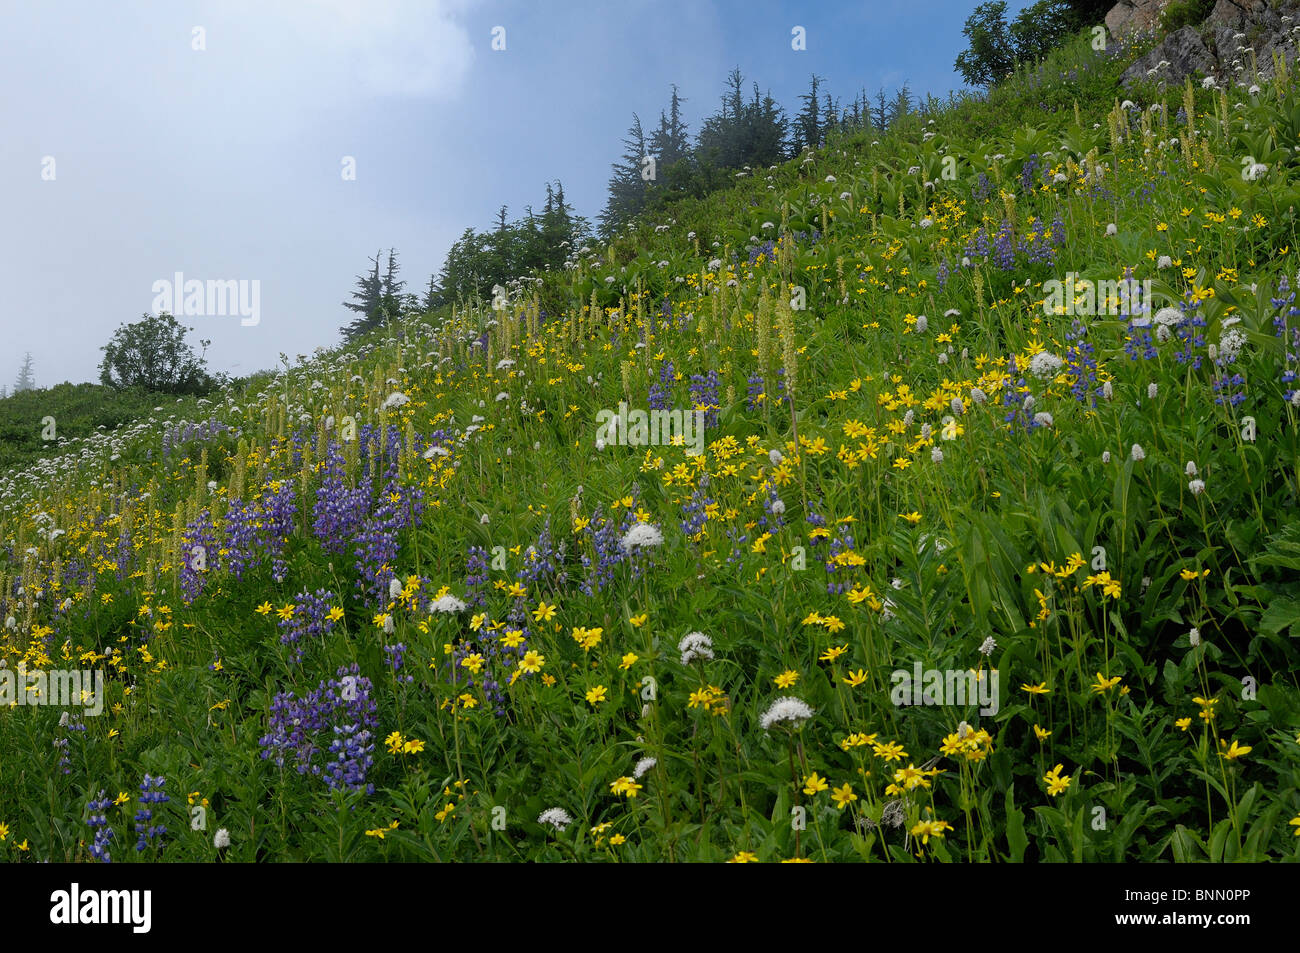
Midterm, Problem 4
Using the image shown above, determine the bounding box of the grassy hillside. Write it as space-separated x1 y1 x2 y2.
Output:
4 29 1300 862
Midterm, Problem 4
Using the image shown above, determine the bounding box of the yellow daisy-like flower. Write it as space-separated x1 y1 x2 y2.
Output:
820 645 848 662
1218 738 1252 760
1090 672 1121 694
1021 682 1050 695
618 652 638 670
899 511 922 525
1033 724 1051 741
728 850 759 863
802 772 830 796
1044 763 1072 796
533 601 557 623
773 670 799 688
629 613 649 628
842 668 869 687
831 783 858 809
518 650 545 674
909 818 953 844
585 685 608 706
1175 717 1192 731
872 740 907 762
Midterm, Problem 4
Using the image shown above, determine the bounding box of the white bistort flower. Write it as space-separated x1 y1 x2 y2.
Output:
1188 479 1206 496
678 631 714 665
538 807 573 831
214 828 231 849
1218 327 1246 363
429 594 468 614
1029 351 1064 380
1130 443 1145 461
620 522 664 553
633 757 657 779
760 695 814 731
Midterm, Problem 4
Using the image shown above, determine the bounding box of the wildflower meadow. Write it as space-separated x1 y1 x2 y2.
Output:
3 7 1300 870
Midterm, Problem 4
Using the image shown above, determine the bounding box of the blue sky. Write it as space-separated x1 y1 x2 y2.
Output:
0 0 1034 387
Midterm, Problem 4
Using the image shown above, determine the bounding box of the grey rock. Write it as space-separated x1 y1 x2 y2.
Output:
1121 25 1217 86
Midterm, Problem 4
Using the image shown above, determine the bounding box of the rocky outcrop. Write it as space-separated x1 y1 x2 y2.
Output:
1113 0 1300 87
1107 0 1169 36
1121 25 1217 84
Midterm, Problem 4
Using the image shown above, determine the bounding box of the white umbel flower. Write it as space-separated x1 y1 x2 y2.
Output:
382 391 410 410
760 696 814 731
679 631 714 665
429 594 468 614
620 522 664 553
769 449 783 465
1029 351 1063 380
538 807 573 831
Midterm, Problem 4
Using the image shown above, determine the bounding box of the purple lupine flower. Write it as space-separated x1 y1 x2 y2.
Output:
278 588 339 664
258 664 378 793
134 774 169 852
86 790 115 863
689 371 720 429
179 510 217 604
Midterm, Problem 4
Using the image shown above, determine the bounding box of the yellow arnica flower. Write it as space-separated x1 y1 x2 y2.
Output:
802 772 829 796
1044 764 1072 796
728 850 759 863
1218 739 1251 760
1090 672 1121 694
831 783 858 809
909 818 952 844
